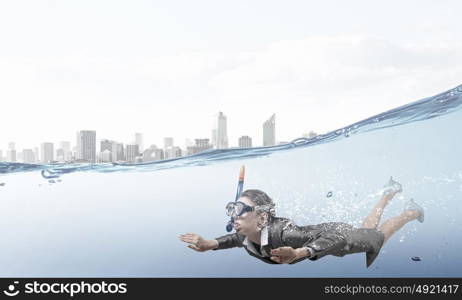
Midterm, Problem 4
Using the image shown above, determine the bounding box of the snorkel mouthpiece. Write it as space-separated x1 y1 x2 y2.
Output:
226 218 234 232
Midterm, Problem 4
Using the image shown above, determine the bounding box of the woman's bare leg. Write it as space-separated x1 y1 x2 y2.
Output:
378 210 421 244
361 193 396 229
362 177 402 229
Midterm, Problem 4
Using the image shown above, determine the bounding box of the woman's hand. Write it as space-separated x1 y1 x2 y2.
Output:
270 246 310 264
179 233 218 252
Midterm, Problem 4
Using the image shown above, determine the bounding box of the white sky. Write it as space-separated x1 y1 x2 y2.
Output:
1 0 462 151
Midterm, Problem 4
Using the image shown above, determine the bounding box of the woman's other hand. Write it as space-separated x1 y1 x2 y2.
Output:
270 246 310 263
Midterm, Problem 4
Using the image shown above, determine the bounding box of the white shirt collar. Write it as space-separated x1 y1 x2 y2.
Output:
242 227 269 257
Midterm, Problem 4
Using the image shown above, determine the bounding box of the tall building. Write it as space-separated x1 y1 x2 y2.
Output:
142 145 164 162
41 142 54 163
165 146 182 159
100 139 114 152
263 114 276 146
212 111 229 149
163 137 176 159
23 149 35 163
238 136 253 148
135 133 143 153
76 130 96 163
100 139 125 163
0 150 3 161
114 143 125 162
196 139 211 148
56 148 65 162
6 150 16 162
99 150 112 163
59 141 72 161
164 137 174 150
6 142 16 162
125 144 139 163
187 139 213 155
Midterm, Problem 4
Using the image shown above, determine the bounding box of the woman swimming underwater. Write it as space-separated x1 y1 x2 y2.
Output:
179 177 424 267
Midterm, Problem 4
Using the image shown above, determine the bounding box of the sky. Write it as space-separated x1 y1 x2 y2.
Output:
1 0 462 152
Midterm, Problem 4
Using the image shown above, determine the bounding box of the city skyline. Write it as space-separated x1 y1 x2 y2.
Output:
0 112 316 163
0 109 317 152
1 1 461 156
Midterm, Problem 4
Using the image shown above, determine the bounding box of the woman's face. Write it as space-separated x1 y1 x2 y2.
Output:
233 196 262 236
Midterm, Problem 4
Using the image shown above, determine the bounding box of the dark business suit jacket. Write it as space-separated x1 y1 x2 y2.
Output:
214 217 384 267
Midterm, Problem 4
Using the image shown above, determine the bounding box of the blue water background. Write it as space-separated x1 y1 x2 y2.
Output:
0 85 461 277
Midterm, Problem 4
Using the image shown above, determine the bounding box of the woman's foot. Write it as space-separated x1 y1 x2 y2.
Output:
404 198 425 223
382 176 403 196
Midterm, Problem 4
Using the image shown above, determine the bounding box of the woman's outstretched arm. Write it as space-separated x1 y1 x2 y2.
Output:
179 232 245 252
179 233 219 252
213 233 245 250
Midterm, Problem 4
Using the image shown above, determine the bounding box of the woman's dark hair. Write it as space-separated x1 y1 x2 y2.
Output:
241 189 276 217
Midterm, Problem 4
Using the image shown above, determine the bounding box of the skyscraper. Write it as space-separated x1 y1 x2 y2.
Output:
164 137 174 150
99 150 112 163
135 133 143 153
263 114 276 146
7 150 17 162
6 142 16 162
56 148 65 162
165 146 182 159
60 141 72 161
125 144 139 163
187 139 213 155
76 130 96 163
114 143 124 162
163 137 179 159
238 136 253 148
212 112 229 149
0 150 2 161
22 149 35 163
100 139 115 162
100 139 114 152
142 145 164 162
41 142 54 163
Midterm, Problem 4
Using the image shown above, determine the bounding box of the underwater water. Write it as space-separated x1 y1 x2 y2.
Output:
1 85 462 277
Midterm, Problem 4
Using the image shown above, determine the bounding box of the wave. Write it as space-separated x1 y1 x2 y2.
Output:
1 83 461 177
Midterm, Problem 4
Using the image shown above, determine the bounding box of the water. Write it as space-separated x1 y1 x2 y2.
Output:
1 84 462 277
